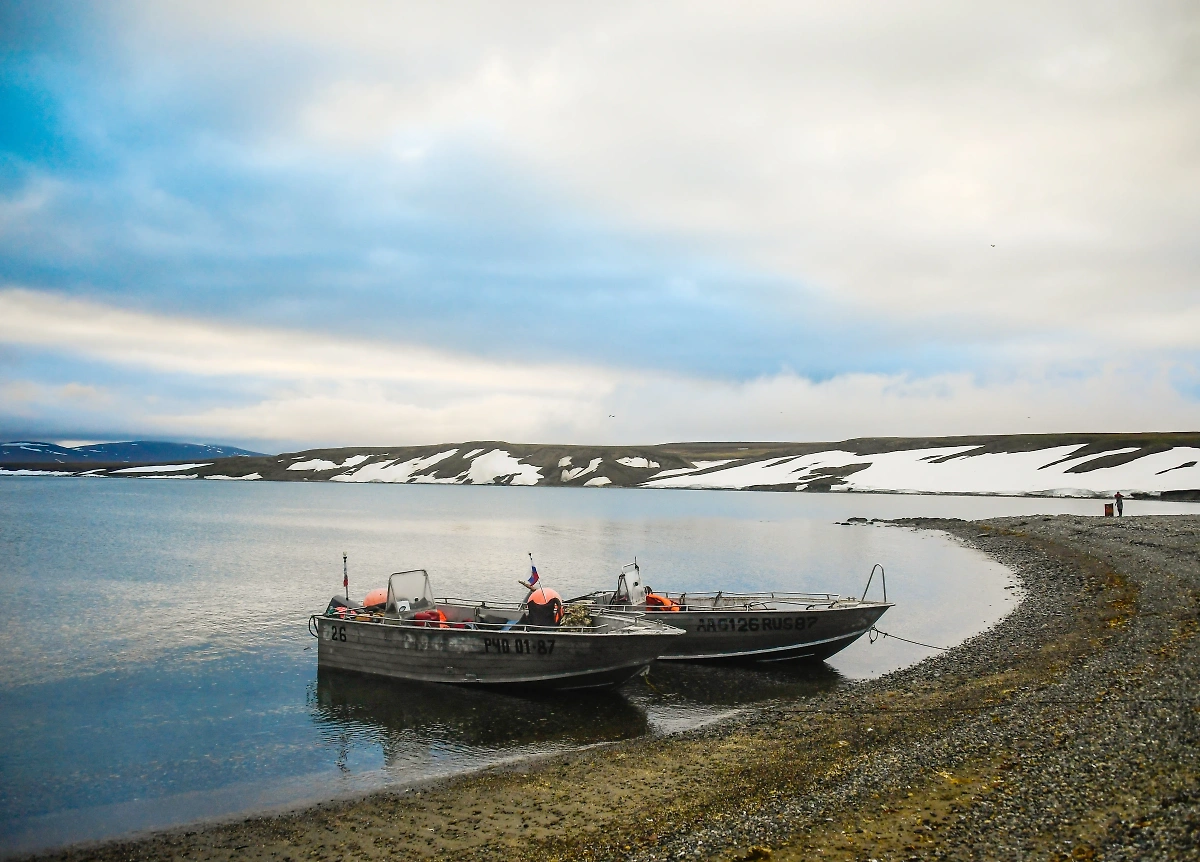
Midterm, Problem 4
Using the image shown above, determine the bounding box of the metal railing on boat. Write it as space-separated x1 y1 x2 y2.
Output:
306 601 645 638
570 589 871 611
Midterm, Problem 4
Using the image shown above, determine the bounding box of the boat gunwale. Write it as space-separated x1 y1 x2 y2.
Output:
313 611 685 637
570 591 895 614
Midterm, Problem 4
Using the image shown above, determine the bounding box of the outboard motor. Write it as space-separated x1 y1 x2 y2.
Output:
612 561 648 606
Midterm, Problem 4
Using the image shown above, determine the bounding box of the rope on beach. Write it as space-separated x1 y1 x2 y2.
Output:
869 626 949 651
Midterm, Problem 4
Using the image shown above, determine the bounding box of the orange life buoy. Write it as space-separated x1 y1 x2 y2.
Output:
527 587 564 625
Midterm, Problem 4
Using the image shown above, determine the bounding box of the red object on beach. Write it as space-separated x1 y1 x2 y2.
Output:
1104 503 1114 517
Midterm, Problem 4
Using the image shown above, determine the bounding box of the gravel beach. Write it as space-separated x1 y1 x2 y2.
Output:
31 515 1199 862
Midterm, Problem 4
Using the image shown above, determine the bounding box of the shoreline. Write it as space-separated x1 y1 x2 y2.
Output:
5 470 1200 525
3 469 1199 505
18 515 1200 861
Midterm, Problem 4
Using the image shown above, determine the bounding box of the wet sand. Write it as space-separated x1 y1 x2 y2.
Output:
31 515 1199 861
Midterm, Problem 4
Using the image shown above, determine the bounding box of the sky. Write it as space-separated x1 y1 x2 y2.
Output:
1 0 1198 452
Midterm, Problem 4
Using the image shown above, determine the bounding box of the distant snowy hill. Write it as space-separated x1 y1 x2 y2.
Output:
0 440 264 465
3 434 1198 499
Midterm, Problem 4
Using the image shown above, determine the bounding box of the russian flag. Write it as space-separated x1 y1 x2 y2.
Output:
528 563 539 586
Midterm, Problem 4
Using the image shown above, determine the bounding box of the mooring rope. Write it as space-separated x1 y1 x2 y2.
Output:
869 625 949 651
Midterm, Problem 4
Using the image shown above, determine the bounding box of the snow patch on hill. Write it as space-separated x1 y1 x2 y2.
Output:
0 468 78 477
649 459 736 479
291 447 544 485
468 450 542 485
112 463 212 474
561 458 602 482
7 437 1196 497
333 450 458 483
641 445 1200 496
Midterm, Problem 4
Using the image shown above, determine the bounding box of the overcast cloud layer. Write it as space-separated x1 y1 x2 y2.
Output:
2 1 1198 449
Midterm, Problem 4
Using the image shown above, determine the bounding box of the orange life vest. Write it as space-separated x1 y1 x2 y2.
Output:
645 592 680 611
411 609 449 628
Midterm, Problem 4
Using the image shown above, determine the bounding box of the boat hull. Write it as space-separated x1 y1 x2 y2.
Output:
618 603 891 662
314 615 680 690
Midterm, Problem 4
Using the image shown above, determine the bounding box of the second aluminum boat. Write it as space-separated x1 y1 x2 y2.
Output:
569 562 892 663
311 568 684 690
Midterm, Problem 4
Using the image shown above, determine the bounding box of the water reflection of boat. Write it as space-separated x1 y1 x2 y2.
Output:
311 569 684 690
640 659 845 706
570 562 892 663
313 669 648 749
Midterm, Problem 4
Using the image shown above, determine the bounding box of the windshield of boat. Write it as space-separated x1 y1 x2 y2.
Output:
386 570 435 616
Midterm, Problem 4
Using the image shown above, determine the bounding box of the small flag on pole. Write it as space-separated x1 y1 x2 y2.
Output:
517 552 541 591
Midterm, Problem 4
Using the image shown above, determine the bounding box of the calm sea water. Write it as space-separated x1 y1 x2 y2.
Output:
1 479 1195 855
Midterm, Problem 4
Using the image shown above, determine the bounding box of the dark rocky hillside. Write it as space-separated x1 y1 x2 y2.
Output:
6 433 1196 499
0 440 263 466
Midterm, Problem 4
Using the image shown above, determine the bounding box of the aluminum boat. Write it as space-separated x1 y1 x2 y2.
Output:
310 569 684 690
569 562 892 663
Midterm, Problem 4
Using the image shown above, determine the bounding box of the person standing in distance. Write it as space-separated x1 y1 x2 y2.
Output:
1114 491 1124 517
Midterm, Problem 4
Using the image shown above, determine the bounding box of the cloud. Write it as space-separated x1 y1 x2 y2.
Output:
0 377 113 425
11 357 1197 449
0 380 40 416
166 386 595 447
613 365 1200 442
0 287 618 445
2 288 1197 449
0 287 613 393
1 2 1197 447
117 1 1200 341
2 135 875 379
56 382 109 404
